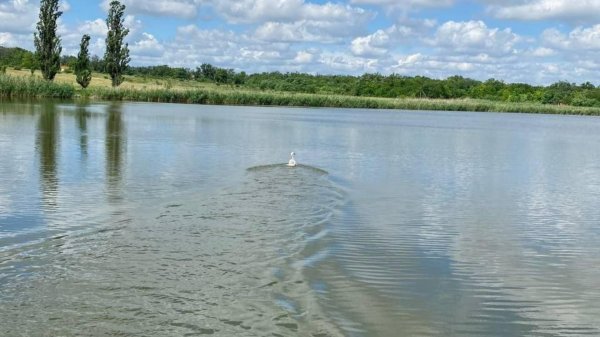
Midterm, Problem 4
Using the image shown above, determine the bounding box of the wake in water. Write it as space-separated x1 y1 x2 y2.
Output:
0 163 347 337
247 163 329 175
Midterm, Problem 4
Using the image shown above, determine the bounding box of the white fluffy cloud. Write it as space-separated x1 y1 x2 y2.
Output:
214 0 372 24
77 19 108 37
351 30 391 57
254 18 367 43
542 25 600 50
130 33 164 57
293 50 316 63
249 2 374 43
487 0 600 22
0 0 39 34
101 0 204 19
432 20 520 56
350 0 454 11
350 22 430 57
0 32 15 46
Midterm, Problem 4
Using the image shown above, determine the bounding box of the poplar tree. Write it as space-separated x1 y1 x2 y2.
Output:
104 1 130 87
75 35 92 88
34 0 62 81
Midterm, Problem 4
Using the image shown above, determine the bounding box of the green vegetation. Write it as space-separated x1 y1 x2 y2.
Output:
79 87 600 115
75 35 92 88
0 75 74 98
0 47 32 68
2 74 600 115
105 0 130 87
34 0 62 81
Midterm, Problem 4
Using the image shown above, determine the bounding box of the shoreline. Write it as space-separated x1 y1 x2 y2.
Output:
2 74 600 116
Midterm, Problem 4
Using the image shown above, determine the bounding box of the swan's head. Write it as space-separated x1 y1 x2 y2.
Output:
290 152 295 157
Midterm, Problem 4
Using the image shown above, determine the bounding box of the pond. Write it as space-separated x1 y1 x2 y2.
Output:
1 101 600 336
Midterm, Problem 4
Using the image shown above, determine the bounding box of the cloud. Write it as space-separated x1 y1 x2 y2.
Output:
130 33 164 57
255 19 366 43
101 0 374 24
319 51 379 73
0 32 15 46
100 0 203 19
388 52 550 83
351 30 391 57
542 25 600 50
487 0 600 22
78 19 109 37
212 0 305 23
0 0 39 34
215 0 373 25
293 50 316 63
350 0 454 11
350 24 424 57
431 20 520 56
250 2 373 43
124 15 143 38
60 0 71 12
529 47 556 57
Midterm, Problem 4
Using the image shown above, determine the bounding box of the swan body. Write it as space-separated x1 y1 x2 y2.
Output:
287 152 297 167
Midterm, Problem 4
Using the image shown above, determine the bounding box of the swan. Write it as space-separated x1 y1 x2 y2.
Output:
287 152 297 167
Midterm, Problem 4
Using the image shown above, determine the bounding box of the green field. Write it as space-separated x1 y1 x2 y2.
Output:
2 68 600 115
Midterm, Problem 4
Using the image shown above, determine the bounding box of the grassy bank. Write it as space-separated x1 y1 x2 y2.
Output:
2 72 600 115
0 74 75 98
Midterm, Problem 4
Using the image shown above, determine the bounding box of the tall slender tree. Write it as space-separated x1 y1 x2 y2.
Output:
34 0 62 81
104 1 130 87
75 35 92 88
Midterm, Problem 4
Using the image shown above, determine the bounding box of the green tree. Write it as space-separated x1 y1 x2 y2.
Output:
199 63 216 81
104 1 130 87
20 52 38 75
30 59 39 75
75 34 92 88
21 53 32 69
214 68 233 86
233 71 247 86
34 0 62 81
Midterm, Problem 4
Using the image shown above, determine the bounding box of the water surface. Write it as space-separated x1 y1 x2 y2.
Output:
1 101 600 336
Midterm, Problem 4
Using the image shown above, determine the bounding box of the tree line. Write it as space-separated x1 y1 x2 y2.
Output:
10 0 131 88
2 0 600 107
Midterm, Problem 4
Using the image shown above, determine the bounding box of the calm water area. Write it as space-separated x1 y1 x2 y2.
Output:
1 101 600 336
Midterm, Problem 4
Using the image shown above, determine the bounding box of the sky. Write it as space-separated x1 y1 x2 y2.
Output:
1 0 600 85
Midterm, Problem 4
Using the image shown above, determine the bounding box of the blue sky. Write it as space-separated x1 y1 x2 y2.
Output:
1 0 600 85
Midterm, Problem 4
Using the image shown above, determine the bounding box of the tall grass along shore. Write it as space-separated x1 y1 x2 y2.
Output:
2 73 600 115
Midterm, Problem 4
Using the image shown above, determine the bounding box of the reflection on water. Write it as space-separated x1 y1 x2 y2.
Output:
106 103 125 202
1 102 600 336
75 103 89 158
36 103 59 210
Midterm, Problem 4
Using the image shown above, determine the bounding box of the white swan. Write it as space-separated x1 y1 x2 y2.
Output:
287 152 297 167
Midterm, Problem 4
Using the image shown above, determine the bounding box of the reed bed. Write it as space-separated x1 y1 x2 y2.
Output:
2 74 600 115
0 75 74 99
87 87 600 115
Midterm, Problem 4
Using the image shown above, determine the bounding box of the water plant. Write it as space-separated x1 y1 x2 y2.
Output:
0 75 74 98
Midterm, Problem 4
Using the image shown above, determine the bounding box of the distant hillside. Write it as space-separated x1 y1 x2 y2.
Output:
0 46 34 68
